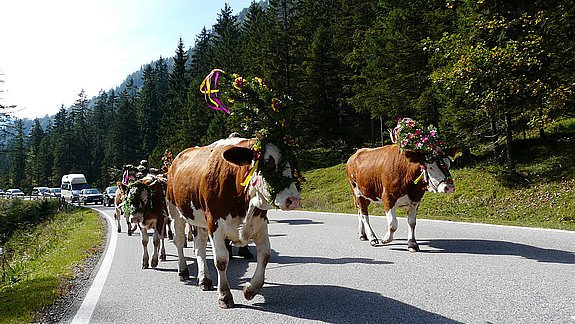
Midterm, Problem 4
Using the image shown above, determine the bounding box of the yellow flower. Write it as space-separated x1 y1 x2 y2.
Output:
271 97 280 112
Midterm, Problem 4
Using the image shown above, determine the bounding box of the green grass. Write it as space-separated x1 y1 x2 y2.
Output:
300 131 575 231
0 207 104 323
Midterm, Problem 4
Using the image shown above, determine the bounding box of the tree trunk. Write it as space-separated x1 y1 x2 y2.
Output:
489 112 498 157
505 111 515 170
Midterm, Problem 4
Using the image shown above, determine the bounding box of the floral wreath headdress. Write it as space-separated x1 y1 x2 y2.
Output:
391 117 446 162
200 69 305 197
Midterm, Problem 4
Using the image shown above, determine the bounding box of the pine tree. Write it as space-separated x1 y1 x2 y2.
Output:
25 119 46 186
8 119 26 188
70 89 92 176
51 105 72 183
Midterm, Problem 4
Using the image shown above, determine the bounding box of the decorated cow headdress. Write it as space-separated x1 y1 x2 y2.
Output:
390 117 448 162
200 69 304 198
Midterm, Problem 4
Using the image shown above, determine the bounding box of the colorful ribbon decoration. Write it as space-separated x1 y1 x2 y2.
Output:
122 170 130 186
199 69 230 114
241 160 259 187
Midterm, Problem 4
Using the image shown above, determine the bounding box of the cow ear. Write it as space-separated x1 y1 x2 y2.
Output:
403 150 426 164
444 147 462 161
223 146 254 166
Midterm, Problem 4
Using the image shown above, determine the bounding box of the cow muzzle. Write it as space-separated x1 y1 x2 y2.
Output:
283 195 301 210
438 178 455 194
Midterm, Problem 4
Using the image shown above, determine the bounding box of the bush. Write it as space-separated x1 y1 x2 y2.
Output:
0 200 60 245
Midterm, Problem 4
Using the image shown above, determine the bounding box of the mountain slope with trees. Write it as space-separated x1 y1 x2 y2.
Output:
1 0 574 193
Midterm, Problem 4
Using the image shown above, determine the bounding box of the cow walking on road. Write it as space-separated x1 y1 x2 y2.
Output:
346 118 459 252
124 175 171 269
166 137 301 308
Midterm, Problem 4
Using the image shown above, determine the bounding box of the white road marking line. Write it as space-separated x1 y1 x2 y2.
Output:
71 210 117 324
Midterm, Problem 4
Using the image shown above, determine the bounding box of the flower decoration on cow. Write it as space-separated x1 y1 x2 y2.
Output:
391 117 446 162
200 69 305 198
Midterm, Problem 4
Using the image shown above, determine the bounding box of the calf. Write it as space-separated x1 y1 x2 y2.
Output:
166 137 301 308
346 145 458 252
124 175 170 268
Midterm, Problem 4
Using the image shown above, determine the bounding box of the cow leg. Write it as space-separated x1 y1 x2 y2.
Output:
166 218 174 241
382 207 398 244
244 221 270 301
356 198 378 246
114 208 122 233
151 230 161 268
194 227 213 291
406 203 420 252
140 225 150 269
126 217 133 236
209 225 234 309
170 207 189 280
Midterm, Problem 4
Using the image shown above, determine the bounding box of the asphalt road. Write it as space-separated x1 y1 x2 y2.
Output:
64 206 575 323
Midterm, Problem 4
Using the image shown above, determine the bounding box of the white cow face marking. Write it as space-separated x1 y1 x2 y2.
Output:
425 156 455 194
251 143 301 211
222 141 302 211
126 183 150 224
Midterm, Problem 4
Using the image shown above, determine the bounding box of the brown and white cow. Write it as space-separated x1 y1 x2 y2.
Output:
166 137 301 308
124 174 170 268
346 144 458 252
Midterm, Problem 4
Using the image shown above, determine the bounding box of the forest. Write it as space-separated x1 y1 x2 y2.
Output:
1 0 574 191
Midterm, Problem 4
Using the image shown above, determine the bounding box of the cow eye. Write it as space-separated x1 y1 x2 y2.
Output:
264 156 276 171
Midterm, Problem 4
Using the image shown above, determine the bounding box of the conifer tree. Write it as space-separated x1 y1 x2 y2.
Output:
25 119 46 186
8 119 26 188
51 105 72 182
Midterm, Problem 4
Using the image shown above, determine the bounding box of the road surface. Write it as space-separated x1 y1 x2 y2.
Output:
64 206 575 323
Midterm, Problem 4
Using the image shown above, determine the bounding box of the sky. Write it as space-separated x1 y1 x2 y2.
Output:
0 0 254 120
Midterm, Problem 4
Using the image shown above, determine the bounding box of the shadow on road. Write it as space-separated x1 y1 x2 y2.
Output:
424 239 575 264
250 282 458 323
270 219 324 225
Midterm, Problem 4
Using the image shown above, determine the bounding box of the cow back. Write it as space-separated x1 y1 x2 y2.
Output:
166 139 254 222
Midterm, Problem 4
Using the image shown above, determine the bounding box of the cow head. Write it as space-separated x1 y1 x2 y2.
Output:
124 177 160 224
223 141 301 211
405 147 459 194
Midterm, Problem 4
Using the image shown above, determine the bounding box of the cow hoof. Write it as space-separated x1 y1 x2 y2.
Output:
160 254 167 262
408 240 420 252
117 227 121 233
243 284 258 300
218 292 234 309
238 246 254 259
179 269 190 281
142 262 149 269
151 259 159 268
370 238 379 247
199 278 213 291
359 235 368 241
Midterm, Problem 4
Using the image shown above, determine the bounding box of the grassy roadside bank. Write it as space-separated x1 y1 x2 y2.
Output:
0 203 104 323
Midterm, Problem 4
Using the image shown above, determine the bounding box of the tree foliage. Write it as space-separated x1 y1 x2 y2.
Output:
2 0 575 190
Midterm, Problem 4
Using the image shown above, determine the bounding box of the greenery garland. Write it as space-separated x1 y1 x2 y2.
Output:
124 180 154 219
200 69 305 200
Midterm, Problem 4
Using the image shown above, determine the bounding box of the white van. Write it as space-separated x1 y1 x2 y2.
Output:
61 174 89 203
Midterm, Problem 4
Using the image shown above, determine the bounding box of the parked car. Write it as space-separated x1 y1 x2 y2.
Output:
103 186 118 207
45 188 62 198
6 189 25 199
79 188 104 205
0 189 5 198
31 186 50 199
